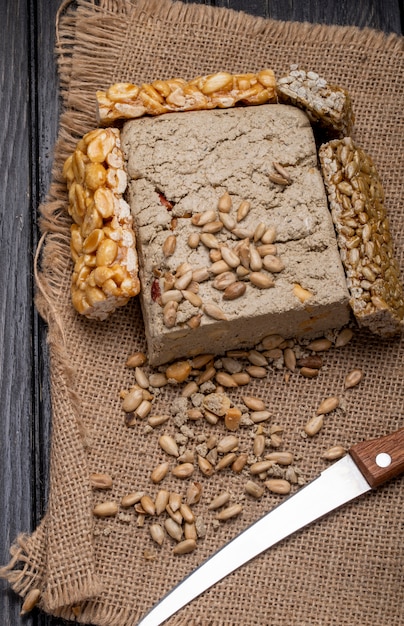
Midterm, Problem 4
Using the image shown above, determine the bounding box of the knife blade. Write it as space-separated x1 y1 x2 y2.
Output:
137 427 404 626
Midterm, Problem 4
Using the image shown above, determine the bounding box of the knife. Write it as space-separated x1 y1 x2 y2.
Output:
137 427 404 626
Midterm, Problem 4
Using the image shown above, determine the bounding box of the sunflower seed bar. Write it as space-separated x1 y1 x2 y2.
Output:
277 65 354 137
63 128 140 320
96 70 277 125
319 137 404 337
122 104 350 365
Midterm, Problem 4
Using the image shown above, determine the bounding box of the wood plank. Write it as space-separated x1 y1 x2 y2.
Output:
30 2 63 624
31 0 60 531
192 0 402 34
0 0 35 625
0 0 60 623
265 0 402 33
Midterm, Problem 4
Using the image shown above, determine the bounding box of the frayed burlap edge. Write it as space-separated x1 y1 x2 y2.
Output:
1 0 403 623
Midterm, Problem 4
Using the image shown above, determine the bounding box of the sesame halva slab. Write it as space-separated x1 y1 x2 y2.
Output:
122 104 350 365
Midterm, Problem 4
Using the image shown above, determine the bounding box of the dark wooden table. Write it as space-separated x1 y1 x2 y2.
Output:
0 1 402 624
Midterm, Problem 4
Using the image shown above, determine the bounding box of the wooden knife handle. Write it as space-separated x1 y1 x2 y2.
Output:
350 427 404 488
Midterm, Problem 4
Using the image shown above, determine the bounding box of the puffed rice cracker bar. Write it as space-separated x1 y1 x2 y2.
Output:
277 65 354 137
63 127 140 320
319 137 404 337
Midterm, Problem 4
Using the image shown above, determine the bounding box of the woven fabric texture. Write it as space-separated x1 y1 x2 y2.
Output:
1 1 403 624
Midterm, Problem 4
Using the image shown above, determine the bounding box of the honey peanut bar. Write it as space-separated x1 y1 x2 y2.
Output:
96 70 277 125
277 65 354 137
63 127 140 320
319 137 404 336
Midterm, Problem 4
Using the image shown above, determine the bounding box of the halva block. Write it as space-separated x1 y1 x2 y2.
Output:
121 105 350 365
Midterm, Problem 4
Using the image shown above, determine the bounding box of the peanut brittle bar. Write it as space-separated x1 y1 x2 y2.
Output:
63 128 140 320
96 70 277 125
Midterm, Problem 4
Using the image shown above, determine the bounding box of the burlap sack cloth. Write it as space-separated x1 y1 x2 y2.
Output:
1 0 403 624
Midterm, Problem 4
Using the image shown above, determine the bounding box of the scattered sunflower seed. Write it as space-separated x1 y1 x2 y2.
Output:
215 503 243 521
344 368 363 389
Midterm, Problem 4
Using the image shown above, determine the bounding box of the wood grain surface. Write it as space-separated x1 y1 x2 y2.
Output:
349 427 404 488
0 1 402 624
